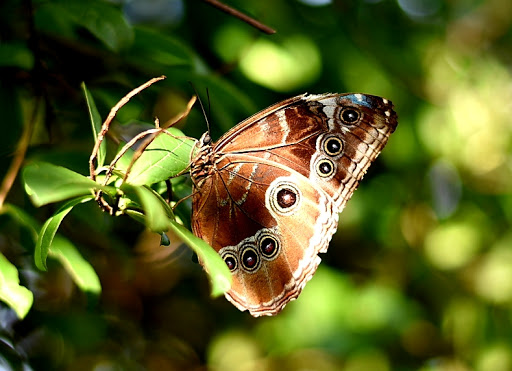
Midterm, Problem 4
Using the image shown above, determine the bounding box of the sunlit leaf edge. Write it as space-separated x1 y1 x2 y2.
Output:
49 236 102 294
122 184 173 233
1 203 101 295
169 220 231 297
23 162 114 207
35 195 94 271
0 253 34 319
82 82 106 168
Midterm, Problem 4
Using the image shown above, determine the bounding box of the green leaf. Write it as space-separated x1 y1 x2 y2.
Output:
0 253 34 319
35 196 93 271
122 184 172 233
56 0 134 51
49 236 101 294
23 162 113 207
168 220 231 297
1 204 101 295
82 82 106 168
129 27 194 69
0 42 34 70
124 128 195 186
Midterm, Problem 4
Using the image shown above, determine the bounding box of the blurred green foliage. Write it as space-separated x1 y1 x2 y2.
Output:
1 0 512 370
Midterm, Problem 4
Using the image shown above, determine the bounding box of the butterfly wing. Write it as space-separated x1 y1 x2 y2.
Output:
214 93 398 212
192 162 338 316
191 93 397 316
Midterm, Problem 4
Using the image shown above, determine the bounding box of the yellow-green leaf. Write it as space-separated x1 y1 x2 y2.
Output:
0 253 33 319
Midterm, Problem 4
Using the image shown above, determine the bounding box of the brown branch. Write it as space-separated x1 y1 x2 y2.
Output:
161 95 197 129
0 99 39 210
203 0 276 34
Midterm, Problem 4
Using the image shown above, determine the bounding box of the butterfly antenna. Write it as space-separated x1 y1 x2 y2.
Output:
206 87 212 133
189 82 212 137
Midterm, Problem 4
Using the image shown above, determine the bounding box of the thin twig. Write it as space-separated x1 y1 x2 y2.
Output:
121 127 165 184
89 75 166 181
103 128 161 185
161 95 197 129
203 0 276 34
104 94 198 185
0 99 40 209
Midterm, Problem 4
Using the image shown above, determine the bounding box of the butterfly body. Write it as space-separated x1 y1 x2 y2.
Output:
190 93 397 317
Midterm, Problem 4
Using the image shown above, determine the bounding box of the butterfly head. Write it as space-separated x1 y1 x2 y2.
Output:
199 132 212 147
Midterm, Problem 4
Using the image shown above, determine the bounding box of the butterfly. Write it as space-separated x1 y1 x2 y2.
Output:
189 93 397 317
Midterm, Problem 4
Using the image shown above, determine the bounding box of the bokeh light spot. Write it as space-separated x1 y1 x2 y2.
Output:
472 237 512 304
420 44 512 191
213 23 254 63
424 221 481 270
344 348 390 371
207 331 266 371
476 343 512 371
442 297 486 353
239 36 321 92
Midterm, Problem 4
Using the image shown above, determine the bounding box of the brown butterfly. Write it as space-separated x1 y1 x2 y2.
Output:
190 93 398 317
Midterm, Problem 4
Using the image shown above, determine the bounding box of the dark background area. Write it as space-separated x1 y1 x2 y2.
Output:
1 0 512 370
